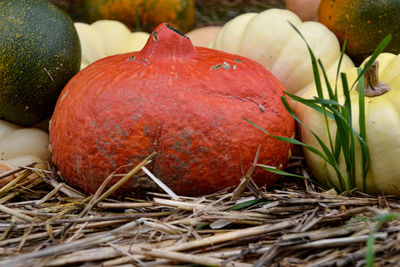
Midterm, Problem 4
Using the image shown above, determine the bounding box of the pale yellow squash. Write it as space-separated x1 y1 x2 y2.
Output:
0 120 51 161
211 9 354 96
74 20 150 69
0 120 50 187
296 53 400 195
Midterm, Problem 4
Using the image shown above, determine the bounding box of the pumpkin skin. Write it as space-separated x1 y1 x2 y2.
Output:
0 0 81 126
84 0 195 33
284 0 321 21
296 53 400 195
49 23 295 197
211 9 354 96
319 0 400 63
75 20 150 69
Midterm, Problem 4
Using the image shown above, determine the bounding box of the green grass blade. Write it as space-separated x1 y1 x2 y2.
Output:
243 117 329 162
341 73 352 123
334 38 348 96
284 91 337 120
288 74 369 192
286 91 340 107
286 27 340 176
257 164 326 188
194 224 209 230
366 228 376 267
279 97 346 183
357 68 370 192
289 22 324 99
340 73 356 189
331 84 350 165
323 95 371 191
247 97 348 191
350 35 392 90
318 59 337 101
357 68 366 143
277 22 381 194
257 164 307 179
366 213 400 267
316 59 339 168
228 199 260 211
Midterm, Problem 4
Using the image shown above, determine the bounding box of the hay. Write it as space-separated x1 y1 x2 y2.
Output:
1 154 400 267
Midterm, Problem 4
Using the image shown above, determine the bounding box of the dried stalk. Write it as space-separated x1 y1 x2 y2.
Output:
133 247 253 267
0 204 33 222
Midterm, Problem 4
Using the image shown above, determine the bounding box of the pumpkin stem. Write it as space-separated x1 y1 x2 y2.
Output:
165 23 188 38
357 61 390 97
134 23 196 60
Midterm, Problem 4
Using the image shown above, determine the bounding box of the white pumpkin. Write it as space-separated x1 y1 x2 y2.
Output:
211 9 354 96
74 20 150 69
0 120 50 187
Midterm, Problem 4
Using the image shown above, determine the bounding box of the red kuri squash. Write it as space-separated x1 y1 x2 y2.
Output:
49 24 295 197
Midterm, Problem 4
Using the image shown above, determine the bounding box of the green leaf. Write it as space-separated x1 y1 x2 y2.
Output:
244 116 331 165
228 199 260 211
357 67 370 192
366 228 376 267
249 23 388 197
366 213 399 267
288 22 324 99
334 38 348 96
257 164 306 179
318 59 336 101
281 98 348 188
257 163 326 189
194 223 209 230
350 34 392 90
376 212 400 223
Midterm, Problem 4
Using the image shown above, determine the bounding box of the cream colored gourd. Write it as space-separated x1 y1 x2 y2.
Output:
296 53 400 195
0 120 50 187
74 20 150 69
0 120 51 161
211 9 354 96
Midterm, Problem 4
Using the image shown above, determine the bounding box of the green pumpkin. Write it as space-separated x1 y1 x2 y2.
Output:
0 0 81 126
319 0 400 63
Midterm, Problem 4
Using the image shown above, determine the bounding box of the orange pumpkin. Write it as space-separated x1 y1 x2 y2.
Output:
84 0 195 33
49 24 295 197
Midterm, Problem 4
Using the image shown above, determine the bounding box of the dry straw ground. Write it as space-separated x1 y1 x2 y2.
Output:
1 151 400 266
